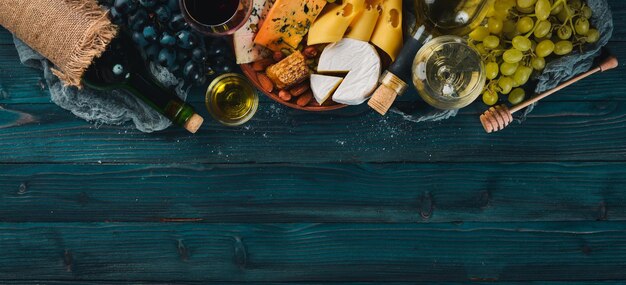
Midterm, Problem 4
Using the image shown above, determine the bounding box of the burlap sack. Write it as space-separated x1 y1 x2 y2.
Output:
0 0 117 86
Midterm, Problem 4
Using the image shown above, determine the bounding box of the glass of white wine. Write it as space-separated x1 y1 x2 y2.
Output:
412 36 486 110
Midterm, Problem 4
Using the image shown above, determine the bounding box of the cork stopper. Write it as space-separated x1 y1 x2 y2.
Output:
184 113 204 134
368 84 398 115
367 72 408 115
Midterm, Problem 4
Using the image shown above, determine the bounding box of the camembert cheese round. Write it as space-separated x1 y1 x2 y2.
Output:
316 38 381 105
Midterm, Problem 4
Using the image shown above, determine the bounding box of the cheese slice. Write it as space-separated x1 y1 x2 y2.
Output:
317 39 381 105
345 0 382 41
233 0 273 64
308 0 365 45
253 0 327 52
310 74 343 104
370 0 403 61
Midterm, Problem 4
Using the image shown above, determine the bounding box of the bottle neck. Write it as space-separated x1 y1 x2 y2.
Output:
388 24 432 84
125 69 196 127
81 33 201 132
411 24 434 45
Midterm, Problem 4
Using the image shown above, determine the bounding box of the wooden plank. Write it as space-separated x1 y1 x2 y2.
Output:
0 100 625 164
0 27 11 45
607 0 626 41
0 162 622 223
1 222 626 282
1 280 623 285
0 46 51 104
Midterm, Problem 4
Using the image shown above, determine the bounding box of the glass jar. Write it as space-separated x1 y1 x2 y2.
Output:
206 73 258 126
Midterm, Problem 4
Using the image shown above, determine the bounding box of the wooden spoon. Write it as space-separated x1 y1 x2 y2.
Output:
480 56 619 133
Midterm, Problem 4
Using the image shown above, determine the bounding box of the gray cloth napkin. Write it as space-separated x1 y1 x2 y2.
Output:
536 0 613 93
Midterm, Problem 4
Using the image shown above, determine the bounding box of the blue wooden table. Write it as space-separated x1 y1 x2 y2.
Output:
1 2 626 283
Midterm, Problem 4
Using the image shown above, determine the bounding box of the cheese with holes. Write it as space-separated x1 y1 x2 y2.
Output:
307 0 365 45
253 0 327 52
345 0 382 41
371 0 403 60
310 74 343 104
234 0 274 64
317 39 381 105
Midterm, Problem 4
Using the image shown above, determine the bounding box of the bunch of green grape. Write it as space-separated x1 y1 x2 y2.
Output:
469 0 599 106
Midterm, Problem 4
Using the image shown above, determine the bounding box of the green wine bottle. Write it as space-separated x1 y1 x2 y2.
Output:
82 34 203 133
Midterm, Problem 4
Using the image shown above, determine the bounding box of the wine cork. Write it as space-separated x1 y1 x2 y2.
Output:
367 72 408 115
0 0 117 87
184 113 204 134
368 85 398 116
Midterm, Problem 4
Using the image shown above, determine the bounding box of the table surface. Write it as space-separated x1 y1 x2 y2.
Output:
1 2 626 283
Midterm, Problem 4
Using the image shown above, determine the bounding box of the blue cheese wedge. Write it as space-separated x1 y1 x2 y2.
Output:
233 0 274 64
311 74 343 104
317 38 381 105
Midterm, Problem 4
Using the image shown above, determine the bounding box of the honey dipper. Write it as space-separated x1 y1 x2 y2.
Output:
480 56 619 133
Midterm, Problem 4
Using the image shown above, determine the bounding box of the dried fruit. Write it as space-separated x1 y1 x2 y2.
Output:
252 58 274 72
278 89 292 101
289 82 310 97
257 73 274 92
273 51 285 62
303 46 319 58
297 90 313 107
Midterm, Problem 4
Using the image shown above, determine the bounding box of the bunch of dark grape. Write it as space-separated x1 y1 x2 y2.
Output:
206 37 238 76
469 0 599 106
98 0 238 86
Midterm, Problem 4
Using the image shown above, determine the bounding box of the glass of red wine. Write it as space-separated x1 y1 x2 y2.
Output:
180 0 253 36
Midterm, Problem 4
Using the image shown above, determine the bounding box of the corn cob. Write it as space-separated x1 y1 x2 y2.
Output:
266 51 310 89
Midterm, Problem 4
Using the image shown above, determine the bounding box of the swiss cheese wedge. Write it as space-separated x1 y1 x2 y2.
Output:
310 74 343 104
307 0 365 45
345 0 382 41
253 0 327 52
233 0 273 64
371 0 403 60
317 39 381 105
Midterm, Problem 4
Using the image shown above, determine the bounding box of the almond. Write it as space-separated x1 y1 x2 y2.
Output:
296 90 313 107
278 89 292 101
257 73 274 92
303 46 318 58
289 82 310 97
252 58 274 72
